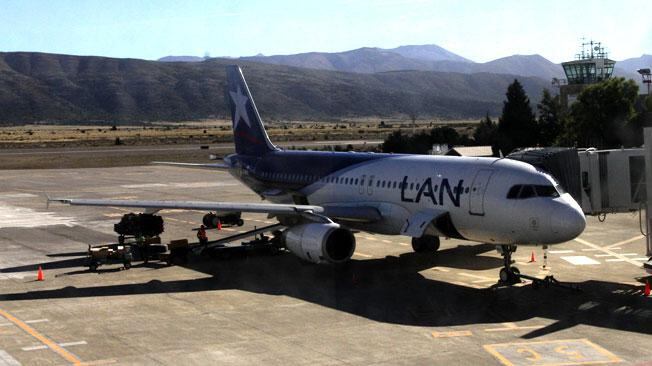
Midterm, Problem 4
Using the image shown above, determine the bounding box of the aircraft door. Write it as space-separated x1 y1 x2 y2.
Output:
367 175 375 196
469 169 494 216
359 175 366 195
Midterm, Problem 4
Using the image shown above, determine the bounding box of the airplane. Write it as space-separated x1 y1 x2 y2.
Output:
49 65 586 284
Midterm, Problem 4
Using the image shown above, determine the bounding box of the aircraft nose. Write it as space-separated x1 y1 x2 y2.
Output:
551 204 586 240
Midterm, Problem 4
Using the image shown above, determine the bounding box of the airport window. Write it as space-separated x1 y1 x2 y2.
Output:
355 178 359 185
381 181 385 188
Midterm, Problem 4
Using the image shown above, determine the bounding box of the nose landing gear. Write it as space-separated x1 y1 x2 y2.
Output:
496 244 580 291
498 245 521 284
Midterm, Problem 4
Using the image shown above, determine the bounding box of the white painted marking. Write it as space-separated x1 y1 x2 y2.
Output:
171 182 237 188
0 273 30 281
398 242 409 247
0 323 12 327
58 341 87 347
581 248 600 251
354 252 372 258
548 250 574 254
606 259 626 262
605 234 645 249
621 253 639 256
120 183 167 189
0 204 77 228
561 256 601 265
120 182 236 189
595 254 617 257
24 319 48 324
21 345 47 351
0 193 37 199
634 257 651 261
0 350 20 365
574 238 644 267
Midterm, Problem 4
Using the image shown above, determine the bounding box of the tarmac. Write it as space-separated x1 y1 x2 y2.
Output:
0 165 651 365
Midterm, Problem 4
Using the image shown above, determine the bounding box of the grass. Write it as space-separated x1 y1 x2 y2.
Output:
0 119 478 149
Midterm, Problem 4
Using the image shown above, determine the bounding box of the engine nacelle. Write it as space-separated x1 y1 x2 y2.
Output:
283 223 356 264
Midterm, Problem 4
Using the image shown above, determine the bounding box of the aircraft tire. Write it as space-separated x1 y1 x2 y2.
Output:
411 235 440 253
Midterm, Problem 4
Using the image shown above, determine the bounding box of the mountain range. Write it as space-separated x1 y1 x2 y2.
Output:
161 45 649 85
0 51 551 123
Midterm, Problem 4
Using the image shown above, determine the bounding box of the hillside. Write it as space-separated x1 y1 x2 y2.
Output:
241 46 565 80
0 52 550 124
238 45 651 82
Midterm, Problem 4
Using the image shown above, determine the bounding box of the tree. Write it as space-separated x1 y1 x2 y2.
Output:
561 77 639 148
381 131 411 153
473 112 498 146
536 89 563 146
430 126 460 144
497 79 538 154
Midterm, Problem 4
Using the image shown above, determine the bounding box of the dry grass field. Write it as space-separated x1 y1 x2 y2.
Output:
0 119 478 149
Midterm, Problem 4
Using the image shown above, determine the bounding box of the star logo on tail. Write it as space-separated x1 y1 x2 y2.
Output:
229 86 251 130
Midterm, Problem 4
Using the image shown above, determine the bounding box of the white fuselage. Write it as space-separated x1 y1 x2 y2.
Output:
250 155 585 246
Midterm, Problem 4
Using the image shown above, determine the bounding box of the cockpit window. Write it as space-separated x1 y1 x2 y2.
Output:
535 185 560 198
507 184 560 199
507 185 521 199
519 185 536 199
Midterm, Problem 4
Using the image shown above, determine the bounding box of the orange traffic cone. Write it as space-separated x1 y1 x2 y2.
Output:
217 220 222 231
529 251 536 263
645 280 651 297
36 266 44 281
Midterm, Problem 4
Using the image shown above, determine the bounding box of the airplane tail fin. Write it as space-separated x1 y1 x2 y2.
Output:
226 65 278 156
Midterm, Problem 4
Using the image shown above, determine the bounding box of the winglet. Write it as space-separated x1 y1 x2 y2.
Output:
45 195 70 209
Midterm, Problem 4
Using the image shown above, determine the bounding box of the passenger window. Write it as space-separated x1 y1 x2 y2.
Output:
519 185 536 199
507 185 521 199
410 183 414 190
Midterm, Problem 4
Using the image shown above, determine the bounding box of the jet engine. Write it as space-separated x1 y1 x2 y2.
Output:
283 223 355 264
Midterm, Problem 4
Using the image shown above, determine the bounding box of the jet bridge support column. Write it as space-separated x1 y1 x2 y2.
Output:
644 128 652 257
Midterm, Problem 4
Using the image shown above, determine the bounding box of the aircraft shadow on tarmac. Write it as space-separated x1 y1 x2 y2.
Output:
1 244 651 338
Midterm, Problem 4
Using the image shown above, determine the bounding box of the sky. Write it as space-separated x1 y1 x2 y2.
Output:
2 0 651 63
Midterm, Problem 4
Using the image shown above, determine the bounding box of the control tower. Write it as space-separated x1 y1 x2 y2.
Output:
558 40 616 108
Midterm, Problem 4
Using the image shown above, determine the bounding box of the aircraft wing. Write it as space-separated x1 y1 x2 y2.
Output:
48 198 323 215
151 162 231 170
48 197 383 223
